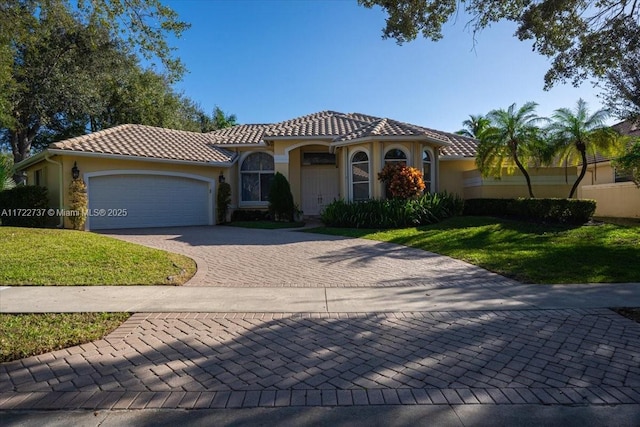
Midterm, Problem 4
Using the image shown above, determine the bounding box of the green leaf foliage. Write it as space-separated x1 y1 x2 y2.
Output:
463 198 596 224
0 186 49 227
547 99 628 198
456 114 490 139
320 192 464 229
0 1 236 174
268 172 295 222
358 0 639 90
600 48 640 120
475 102 547 198
216 182 232 224
68 178 88 230
613 141 640 187
0 154 15 191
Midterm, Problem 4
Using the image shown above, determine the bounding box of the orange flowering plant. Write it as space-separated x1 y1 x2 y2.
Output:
378 163 425 199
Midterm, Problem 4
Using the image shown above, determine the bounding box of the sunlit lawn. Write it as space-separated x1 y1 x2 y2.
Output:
0 313 130 362
307 216 640 284
0 227 196 285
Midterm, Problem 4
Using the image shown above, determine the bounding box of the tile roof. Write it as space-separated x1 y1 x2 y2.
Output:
334 118 452 144
211 111 469 150
264 111 376 138
439 133 479 157
46 111 483 163
50 124 236 163
208 124 271 145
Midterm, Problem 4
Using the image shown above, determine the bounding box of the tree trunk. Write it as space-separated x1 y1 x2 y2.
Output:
10 128 36 184
513 151 535 198
569 144 588 199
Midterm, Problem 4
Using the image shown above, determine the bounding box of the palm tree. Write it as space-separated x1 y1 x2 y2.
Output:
476 102 544 198
0 154 16 191
456 114 490 138
548 99 626 198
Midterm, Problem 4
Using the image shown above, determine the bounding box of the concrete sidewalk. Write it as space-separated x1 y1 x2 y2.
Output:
1 283 639 313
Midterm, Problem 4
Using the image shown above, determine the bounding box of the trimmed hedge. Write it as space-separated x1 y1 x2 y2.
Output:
320 192 464 229
463 198 596 224
231 209 270 222
268 172 295 222
0 186 50 227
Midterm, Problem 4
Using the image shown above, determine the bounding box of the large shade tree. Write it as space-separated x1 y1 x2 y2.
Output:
600 48 640 120
548 99 627 198
475 102 545 198
358 0 640 90
0 0 189 177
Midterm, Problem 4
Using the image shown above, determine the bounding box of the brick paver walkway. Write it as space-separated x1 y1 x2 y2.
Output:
104 227 517 288
3 309 639 410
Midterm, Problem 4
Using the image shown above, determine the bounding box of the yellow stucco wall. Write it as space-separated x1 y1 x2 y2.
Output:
580 182 640 218
26 163 61 210
462 168 576 199
439 159 476 197
23 154 227 228
584 162 616 186
25 139 632 227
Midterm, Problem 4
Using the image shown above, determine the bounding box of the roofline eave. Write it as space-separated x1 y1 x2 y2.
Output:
43 149 236 167
13 150 49 171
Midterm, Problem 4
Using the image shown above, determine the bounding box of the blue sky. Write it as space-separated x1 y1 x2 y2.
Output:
165 0 606 132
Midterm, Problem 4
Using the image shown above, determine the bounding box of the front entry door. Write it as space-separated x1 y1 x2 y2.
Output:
301 166 340 216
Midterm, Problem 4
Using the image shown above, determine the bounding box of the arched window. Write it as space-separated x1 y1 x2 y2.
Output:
241 152 274 203
351 151 370 201
422 149 432 193
384 148 407 165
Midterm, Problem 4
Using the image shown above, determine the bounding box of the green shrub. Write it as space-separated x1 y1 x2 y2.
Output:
320 192 464 228
231 209 270 222
0 186 50 227
378 163 425 199
463 198 596 224
68 179 87 230
268 172 295 222
216 182 231 224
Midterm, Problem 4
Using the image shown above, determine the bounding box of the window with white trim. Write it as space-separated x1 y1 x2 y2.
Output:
351 151 370 201
241 152 274 203
384 148 407 165
422 149 432 193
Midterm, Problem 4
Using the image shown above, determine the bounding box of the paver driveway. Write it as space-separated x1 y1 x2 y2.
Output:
2 310 640 410
3 226 640 414
103 226 516 288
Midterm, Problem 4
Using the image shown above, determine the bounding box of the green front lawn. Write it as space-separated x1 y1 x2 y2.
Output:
307 216 640 284
0 313 130 362
0 227 196 285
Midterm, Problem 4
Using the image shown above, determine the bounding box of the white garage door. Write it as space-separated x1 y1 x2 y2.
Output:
88 174 212 230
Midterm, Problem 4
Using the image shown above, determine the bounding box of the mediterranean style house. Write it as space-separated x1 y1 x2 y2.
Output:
13 111 638 230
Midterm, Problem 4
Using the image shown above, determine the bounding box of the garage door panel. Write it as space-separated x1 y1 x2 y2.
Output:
88 174 211 230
